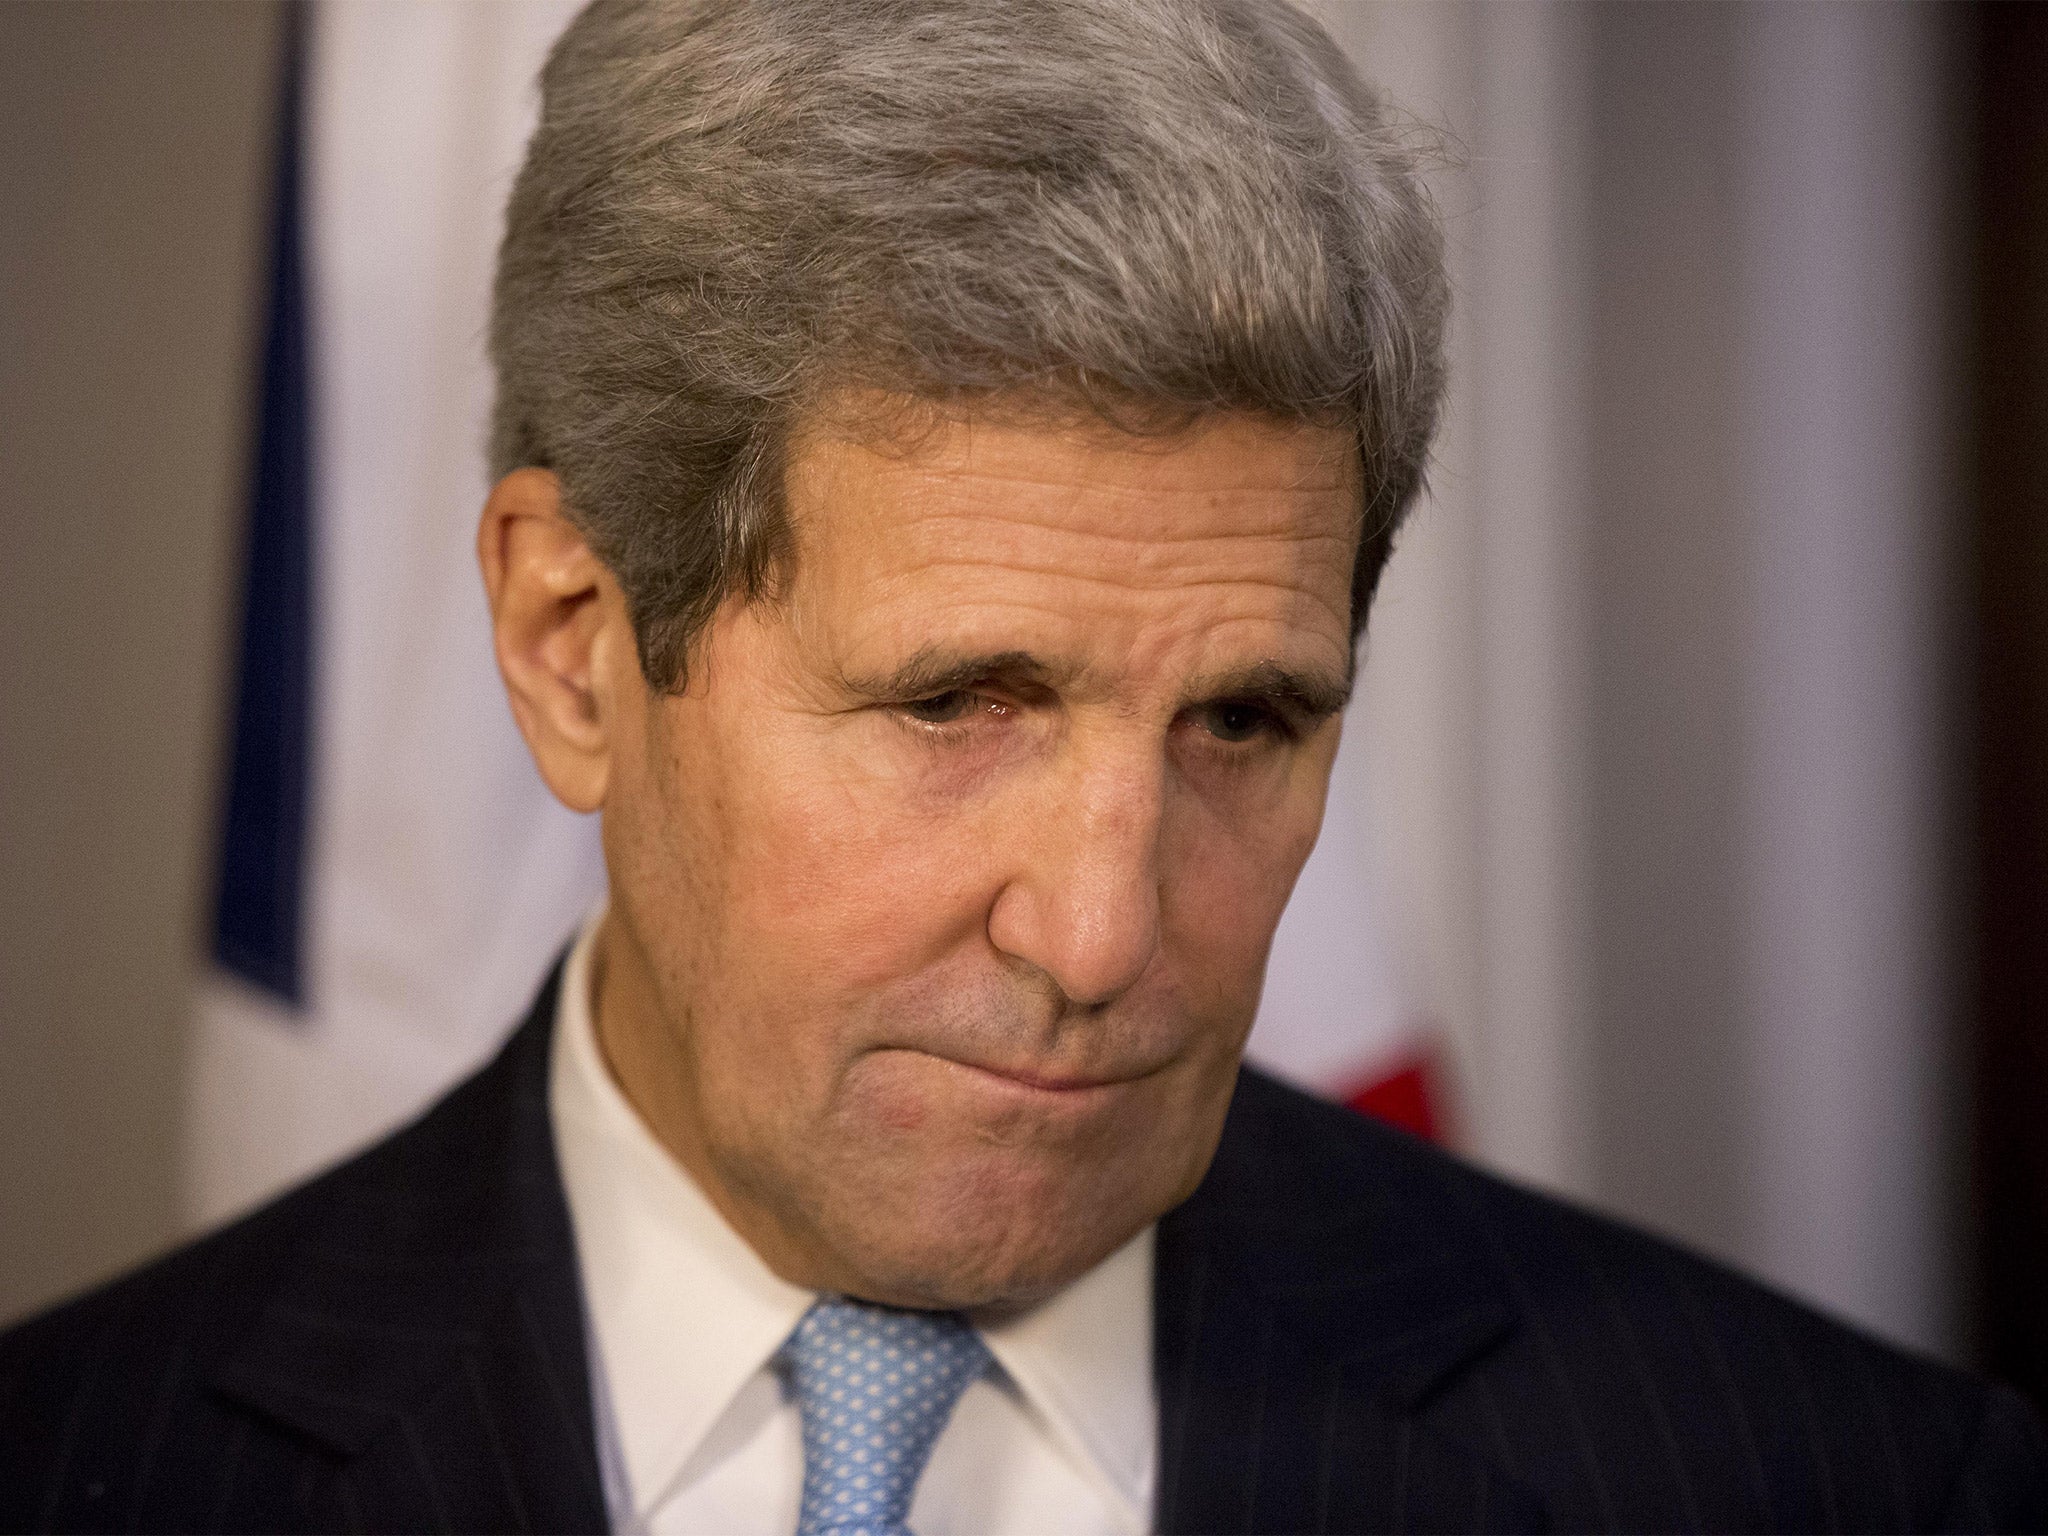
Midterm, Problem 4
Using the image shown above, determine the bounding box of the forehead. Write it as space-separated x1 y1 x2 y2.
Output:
780 405 1362 682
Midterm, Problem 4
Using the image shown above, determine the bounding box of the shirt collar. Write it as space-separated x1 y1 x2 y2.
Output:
550 908 1156 1526
979 1227 1155 1524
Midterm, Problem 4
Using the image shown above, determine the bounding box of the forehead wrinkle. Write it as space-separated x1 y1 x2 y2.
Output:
787 418 1364 618
813 495 1355 619
830 543 1358 683
866 509 1357 609
872 554 1356 636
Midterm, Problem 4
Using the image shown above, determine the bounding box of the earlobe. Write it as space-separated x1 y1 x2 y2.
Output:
477 468 626 814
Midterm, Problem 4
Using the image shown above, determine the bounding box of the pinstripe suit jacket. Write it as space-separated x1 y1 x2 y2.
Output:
4 969 2045 1534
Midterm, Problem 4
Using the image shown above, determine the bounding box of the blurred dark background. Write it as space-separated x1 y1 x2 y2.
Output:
1968 1 2048 1419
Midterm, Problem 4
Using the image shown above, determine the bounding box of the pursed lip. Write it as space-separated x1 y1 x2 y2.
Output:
916 1049 1160 1096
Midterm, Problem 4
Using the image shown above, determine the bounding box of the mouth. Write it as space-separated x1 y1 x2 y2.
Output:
896 1048 1159 1100
845 1044 1179 1145
949 1058 1135 1094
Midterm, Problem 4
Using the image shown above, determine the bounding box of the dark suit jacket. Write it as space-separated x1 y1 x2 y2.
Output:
4 968 2045 1534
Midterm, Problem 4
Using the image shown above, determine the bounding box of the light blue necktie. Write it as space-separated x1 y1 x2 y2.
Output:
782 1296 993 1536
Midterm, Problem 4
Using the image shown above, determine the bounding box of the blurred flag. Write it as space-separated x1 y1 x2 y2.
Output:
191 0 1438 1231
1244 739 1445 1142
190 0 596 1228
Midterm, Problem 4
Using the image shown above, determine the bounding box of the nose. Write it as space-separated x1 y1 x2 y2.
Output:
986 739 1164 1009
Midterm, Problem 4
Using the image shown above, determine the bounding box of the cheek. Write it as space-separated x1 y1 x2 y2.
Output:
713 737 999 995
1160 757 1331 1010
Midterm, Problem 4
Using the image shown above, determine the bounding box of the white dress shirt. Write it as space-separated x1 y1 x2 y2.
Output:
549 913 1158 1536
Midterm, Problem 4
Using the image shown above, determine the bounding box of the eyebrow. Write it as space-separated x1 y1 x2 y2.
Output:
839 647 1353 720
837 647 1080 703
1190 658 1354 720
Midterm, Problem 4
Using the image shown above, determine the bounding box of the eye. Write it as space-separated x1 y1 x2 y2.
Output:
900 689 981 725
1194 699 1284 744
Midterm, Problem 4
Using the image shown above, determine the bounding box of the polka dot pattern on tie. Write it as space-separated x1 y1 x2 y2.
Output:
782 1295 993 1536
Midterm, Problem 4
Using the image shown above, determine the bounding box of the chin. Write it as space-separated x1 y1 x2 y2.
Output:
829 1210 1124 1311
811 1132 1183 1310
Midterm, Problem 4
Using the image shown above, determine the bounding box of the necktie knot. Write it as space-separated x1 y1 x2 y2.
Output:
782 1296 992 1536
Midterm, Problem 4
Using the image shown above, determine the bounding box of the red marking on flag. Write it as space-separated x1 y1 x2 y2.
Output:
1340 1052 1443 1142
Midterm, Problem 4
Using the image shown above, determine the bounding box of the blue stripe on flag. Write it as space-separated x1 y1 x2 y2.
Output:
213 8 313 1007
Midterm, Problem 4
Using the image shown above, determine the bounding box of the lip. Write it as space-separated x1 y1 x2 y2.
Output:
914 1050 1153 1097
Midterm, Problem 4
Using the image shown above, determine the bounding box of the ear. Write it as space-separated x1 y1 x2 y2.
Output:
477 468 637 814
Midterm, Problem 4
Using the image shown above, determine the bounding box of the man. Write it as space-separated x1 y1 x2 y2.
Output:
3 0 2044 1531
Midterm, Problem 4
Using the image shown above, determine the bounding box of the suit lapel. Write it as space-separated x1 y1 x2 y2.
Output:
1155 1070 1544 1534
211 966 611 1534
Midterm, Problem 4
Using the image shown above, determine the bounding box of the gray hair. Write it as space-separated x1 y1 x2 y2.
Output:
492 0 1447 689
